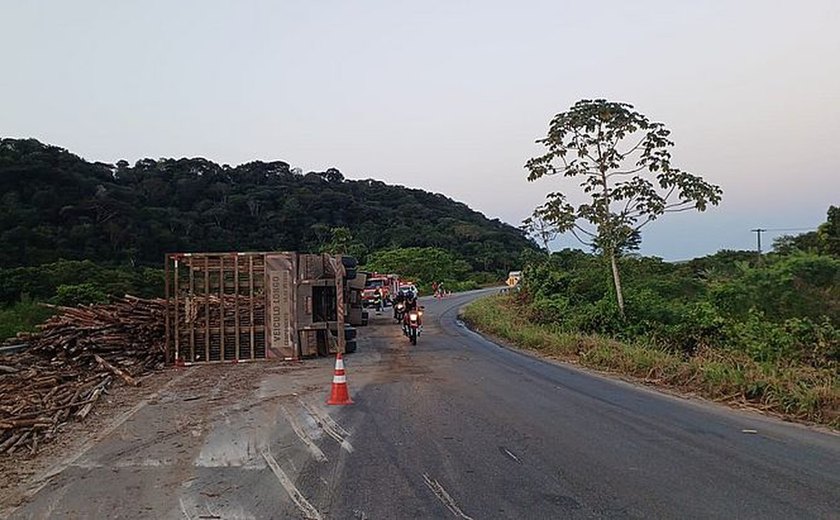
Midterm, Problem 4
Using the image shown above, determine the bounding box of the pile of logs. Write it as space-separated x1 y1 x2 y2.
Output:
0 296 167 457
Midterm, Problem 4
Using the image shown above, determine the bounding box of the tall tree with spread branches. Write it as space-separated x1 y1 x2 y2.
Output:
521 211 559 254
525 99 723 316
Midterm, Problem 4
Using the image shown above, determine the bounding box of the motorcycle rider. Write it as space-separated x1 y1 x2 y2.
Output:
402 291 421 335
393 289 407 320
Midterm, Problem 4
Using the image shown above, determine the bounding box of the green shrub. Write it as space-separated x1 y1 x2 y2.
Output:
0 260 164 305
721 311 840 367
53 283 109 306
517 248 839 370
0 300 54 341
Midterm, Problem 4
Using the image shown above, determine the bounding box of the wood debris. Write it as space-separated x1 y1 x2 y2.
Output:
0 296 166 457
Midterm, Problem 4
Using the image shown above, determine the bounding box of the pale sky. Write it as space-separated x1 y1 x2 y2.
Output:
2 1 838 259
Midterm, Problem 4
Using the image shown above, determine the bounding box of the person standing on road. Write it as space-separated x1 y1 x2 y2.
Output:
374 287 384 313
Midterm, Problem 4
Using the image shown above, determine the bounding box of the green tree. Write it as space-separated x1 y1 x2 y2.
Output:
0 138 535 274
320 227 367 260
364 247 471 286
521 212 558 254
817 205 840 256
772 206 839 256
773 232 820 254
54 283 108 306
525 99 722 316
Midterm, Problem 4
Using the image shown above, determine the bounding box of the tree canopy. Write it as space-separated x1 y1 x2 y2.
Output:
0 138 533 274
773 206 840 257
525 99 723 315
364 247 472 287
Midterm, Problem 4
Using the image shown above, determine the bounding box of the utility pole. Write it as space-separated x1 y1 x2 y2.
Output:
751 228 766 262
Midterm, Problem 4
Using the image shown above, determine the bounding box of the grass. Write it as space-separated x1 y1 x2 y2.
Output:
0 300 55 342
462 294 840 429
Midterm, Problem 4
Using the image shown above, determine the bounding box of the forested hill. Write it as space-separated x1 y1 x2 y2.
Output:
0 138 532 272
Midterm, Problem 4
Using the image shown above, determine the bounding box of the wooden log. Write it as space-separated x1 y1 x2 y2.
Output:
0 433 21 453
7 431 31 454
75 387 104 420
93 354 139 387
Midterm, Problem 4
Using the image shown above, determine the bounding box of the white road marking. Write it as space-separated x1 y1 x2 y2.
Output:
422 473 475 520
261 448 323 520
281 405 328 463
500 446 522 464
298 398 355 453
179 497 193 520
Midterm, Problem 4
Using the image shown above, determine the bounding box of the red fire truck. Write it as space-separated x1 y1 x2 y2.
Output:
361 273 400 307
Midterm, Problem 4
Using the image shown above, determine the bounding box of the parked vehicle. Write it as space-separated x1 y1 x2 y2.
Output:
398 283 418 298
362 273 400 307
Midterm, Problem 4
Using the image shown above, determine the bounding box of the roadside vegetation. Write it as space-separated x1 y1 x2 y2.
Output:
317 228 489 293
464 211 840 427
474 99 839 427
0 138 527 340
0 299 55 342
363 246 490 294
0 138 528 272
0 260 163 341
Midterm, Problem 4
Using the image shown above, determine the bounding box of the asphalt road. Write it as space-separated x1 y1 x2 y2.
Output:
7 289 840 519
302 289 840 519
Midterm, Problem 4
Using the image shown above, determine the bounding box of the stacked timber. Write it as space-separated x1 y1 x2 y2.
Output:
0 296 167 457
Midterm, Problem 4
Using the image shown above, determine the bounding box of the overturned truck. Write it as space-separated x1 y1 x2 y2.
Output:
165 252 365 364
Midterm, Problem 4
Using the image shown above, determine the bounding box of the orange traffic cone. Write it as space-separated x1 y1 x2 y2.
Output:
327 352 353 405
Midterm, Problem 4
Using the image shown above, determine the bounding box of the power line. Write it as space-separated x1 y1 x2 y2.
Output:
749 226 816 259
760 227 815 233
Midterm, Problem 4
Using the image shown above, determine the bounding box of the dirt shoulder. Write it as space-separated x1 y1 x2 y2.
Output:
0 360 322 517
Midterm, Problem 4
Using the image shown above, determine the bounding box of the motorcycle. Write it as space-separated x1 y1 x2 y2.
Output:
403 306 424 345
394 301 406 323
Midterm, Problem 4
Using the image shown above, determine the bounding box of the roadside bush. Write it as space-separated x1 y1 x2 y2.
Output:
665 301 728 355
53 283 109 306
442 279 480 293
529 294 572 325
724 312 840 367
467 271 502 287
565 297 625 336
0 260 164 305
516 248 840 373
710 254 840 324
0 299 54 341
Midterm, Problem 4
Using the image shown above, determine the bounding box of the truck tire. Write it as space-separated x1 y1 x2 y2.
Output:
344 326 357 341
